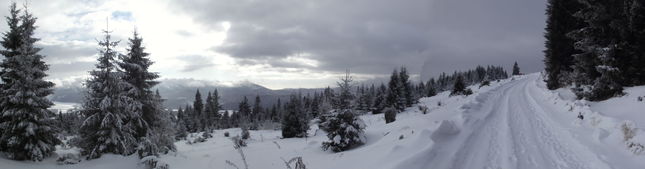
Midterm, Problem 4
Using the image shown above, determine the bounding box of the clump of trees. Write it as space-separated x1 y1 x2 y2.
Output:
76 25 174 159
450 75 473 96
543 0 645 101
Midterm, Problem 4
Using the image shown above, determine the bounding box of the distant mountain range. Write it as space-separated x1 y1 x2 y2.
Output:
49 78 324 110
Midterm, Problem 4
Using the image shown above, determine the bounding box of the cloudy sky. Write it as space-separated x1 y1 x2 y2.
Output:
0 0 546 89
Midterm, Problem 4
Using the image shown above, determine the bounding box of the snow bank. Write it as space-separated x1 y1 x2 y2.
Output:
535 73 645 156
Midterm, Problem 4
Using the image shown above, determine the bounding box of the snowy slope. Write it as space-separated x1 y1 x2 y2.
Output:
2 73 644 169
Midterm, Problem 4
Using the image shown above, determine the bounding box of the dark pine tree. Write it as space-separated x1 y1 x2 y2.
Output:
399 67 414 107
0 6 60 161
512 62 521 75
569 0 626 100
193 90 204 130
386 70 402 111
543 0 583 89
0 3 22 151
119 31 159 139
281 94 308 138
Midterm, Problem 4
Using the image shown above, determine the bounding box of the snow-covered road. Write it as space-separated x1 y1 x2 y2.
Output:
415 75 613 169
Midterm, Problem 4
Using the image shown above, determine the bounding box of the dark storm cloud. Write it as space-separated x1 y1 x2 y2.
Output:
180 55 215 72
172 0 547 79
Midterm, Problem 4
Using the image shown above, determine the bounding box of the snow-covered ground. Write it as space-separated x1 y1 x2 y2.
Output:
2 73 644 169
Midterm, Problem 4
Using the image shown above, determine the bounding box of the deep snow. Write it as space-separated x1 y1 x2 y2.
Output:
2 73 644 169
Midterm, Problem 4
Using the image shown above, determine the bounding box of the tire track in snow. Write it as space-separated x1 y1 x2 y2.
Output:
408 75 613 169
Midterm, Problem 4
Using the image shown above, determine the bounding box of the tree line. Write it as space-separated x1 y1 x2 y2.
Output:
544 0 645 101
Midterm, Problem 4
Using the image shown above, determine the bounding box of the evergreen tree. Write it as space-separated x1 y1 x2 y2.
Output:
0 6 60 161
543 0 583 89
512 61 521 75
79 26 138 159
386 70 402 111
204 92 214 128
119 31 159 140
372 83 387 114
253 95 262 121
336 70 354 110
138 90 176 158
570 0 626 100
0 2 22 151
450 75 472 96
426 79 437 97
320 109 366 152
238 96 251 128
626 0 645 85
281 94 308 138
193 90 203 130
399 67 414 107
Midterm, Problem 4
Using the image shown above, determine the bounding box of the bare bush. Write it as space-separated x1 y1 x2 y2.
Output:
282 157 307 169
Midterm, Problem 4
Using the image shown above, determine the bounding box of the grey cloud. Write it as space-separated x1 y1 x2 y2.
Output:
180 55 215 72
40 43 96 62
172 0 546 80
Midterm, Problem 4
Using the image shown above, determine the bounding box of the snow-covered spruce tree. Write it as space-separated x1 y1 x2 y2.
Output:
204 92 214 129
569 0 625 101
399 67 414 107
336 70 354 110
512 62 521 75
79 28 138 159
320 109 366 152
137 90 176 158
281 94 309 138
626 0 645 85
386 70 403 111
371 83 387 114
211 89 222 127
450 75 472 96
238 96 252 129
0 3 22 151
118 31 158 139
0 6 61 161
194 90 206 130
119 31 175 157
426 79 437 97
543 0 583 90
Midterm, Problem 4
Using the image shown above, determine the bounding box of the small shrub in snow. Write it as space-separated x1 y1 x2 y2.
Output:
202 131 213 139
56 153 82 165
622 122 636 142
479 80 490 88
384 107 397 124
140 156 170 169
627 142 644 155
224 131 230 137
241 128 251 140
226 138 249 169
137 138 160 158
437 101 442 107
282 157 307 169
638 96 643 102
192 136 207 144
321 110 367 152
418 105 428 114
232 136 247 147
